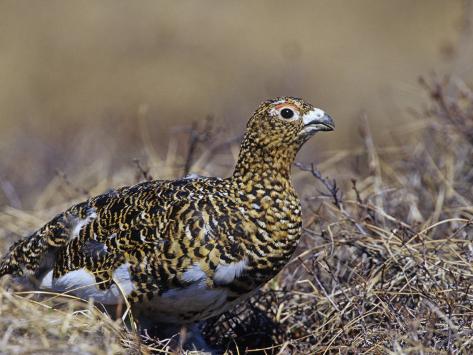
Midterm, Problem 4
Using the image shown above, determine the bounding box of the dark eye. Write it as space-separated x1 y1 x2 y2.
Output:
280 108 294 119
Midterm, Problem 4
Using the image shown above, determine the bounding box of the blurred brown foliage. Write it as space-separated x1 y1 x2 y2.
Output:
1 1 472 207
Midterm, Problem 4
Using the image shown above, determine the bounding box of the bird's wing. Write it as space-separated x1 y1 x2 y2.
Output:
0 178 248 303
0 181 158 280
0 181 157 277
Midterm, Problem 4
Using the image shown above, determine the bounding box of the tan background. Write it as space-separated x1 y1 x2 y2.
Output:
0 0 471 206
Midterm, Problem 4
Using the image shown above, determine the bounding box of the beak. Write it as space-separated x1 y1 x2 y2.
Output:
302 108 335 132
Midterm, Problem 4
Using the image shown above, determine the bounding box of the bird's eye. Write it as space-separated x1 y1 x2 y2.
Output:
280 108 294 119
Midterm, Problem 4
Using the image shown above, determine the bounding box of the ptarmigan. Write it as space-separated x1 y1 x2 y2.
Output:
0 97 334 326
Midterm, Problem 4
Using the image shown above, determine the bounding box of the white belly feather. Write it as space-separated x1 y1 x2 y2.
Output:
39 259 249 323
137 259 249 323
40 263 134 304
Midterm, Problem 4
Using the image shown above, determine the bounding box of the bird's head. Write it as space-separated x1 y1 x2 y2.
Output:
234 97 334 179
244 97 334 150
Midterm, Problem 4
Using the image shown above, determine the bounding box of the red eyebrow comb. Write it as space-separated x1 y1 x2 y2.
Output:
274 103 298 111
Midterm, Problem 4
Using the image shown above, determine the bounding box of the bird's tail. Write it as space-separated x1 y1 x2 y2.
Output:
0 211 78 282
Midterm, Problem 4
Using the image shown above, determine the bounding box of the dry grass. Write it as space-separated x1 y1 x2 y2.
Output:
1 77 473 354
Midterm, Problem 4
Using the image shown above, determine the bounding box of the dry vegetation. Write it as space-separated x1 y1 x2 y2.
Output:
0 77 472 354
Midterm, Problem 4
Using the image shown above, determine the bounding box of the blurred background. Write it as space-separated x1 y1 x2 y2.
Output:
0 0 472 208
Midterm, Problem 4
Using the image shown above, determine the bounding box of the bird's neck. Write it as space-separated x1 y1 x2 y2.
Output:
231 140 298 186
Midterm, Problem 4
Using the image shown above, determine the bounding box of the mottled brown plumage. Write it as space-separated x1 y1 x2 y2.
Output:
0 97 334 324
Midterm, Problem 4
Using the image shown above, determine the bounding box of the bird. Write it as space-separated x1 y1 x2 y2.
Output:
0 97 334 326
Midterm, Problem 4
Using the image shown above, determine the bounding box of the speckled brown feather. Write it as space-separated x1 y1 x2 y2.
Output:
0 97 333 323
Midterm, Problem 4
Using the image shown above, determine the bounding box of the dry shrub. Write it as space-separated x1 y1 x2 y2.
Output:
0 77 472 354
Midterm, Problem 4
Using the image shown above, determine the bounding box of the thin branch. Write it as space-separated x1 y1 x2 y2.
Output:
295 162 368 235
132 159 153 181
